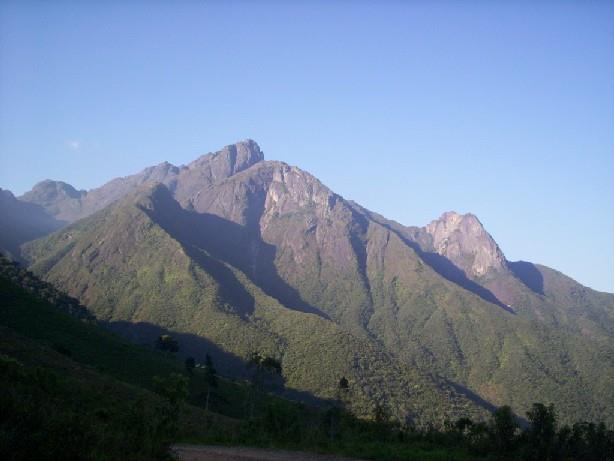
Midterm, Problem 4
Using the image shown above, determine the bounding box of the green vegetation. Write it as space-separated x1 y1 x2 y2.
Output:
0 257 221 460
1 259 179 391
156 335 180 354
1 349 182 461
1 262 612 460
0 256 92 320
20 179 614 429
21 187 484 424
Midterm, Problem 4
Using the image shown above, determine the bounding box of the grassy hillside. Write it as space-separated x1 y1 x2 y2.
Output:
0 258 181 387
0 254 491 461
3 269 612 461
0 272 222 460
23 184 484 424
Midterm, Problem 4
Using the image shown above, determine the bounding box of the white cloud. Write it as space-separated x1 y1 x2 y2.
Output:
67 140 81 151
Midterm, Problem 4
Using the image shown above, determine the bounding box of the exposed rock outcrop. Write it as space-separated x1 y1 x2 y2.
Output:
422 211 507 278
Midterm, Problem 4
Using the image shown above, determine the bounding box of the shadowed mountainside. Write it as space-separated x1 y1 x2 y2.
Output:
6 140 614 426
23 183 487 423
0 188 64 260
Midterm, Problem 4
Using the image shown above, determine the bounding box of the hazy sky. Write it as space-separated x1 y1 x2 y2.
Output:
1 1 613 292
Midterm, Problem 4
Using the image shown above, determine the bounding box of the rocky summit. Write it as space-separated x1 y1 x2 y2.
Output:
423 211 507 278
2 140 613 426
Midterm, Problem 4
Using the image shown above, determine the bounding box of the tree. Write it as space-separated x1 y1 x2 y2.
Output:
526 403 557 460
337 376 350 410
152 373 189 438
202 354 217 413
154 335 178 354
491 405 518 455
373 402 389 424
338 376 349 400
248 352 282 382
153 372 189 407
328 377 350 441
184 357 195 375
454 417 474 436
247 351 282 419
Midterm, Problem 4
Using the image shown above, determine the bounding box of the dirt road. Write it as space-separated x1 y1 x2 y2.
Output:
170 444 367 461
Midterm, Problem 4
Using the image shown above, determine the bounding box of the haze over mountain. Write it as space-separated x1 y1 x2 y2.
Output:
0 188 63 260
2 140 613 426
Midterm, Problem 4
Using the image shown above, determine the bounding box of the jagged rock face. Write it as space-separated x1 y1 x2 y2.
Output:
185 139 263 181
259 163 361 273
424 211 507 278
184 160 370 326
194 160 344 228
173 139 264 206
256 163 367 319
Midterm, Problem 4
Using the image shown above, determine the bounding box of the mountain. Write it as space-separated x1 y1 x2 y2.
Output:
422 211 507 277
19 140 264 222
0 188 63 260
1 252 512 461
12 140 614 426
0 253 224 459
22 181 485 423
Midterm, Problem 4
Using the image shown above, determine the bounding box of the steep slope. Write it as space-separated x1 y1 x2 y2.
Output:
23 183 483 424
0 257 229 460
357 205 614 337
0 188 63 259
181 162 613 425
353 206 614 423
1 255 184 390
422 211 507 278
19 140 614 426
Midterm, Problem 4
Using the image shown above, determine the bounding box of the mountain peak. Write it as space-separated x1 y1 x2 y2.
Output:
435 210 481 225
425 211 507 277
188 139 264 173
0 187 16 200
21 179 85 203
236 138 262 153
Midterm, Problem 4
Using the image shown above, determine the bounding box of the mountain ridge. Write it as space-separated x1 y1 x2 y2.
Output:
3 140 613 426
18 139 264 223
22 181 484 423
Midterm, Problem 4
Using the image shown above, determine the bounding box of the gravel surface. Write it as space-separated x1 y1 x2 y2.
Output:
170 444 367 461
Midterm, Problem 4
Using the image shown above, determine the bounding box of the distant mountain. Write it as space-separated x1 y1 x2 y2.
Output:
0 188 63 260
8 140 614 425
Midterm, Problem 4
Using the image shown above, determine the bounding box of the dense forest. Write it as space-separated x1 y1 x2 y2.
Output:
1 255 613 461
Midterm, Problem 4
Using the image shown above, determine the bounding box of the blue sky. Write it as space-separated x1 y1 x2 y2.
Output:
1 1 613 292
